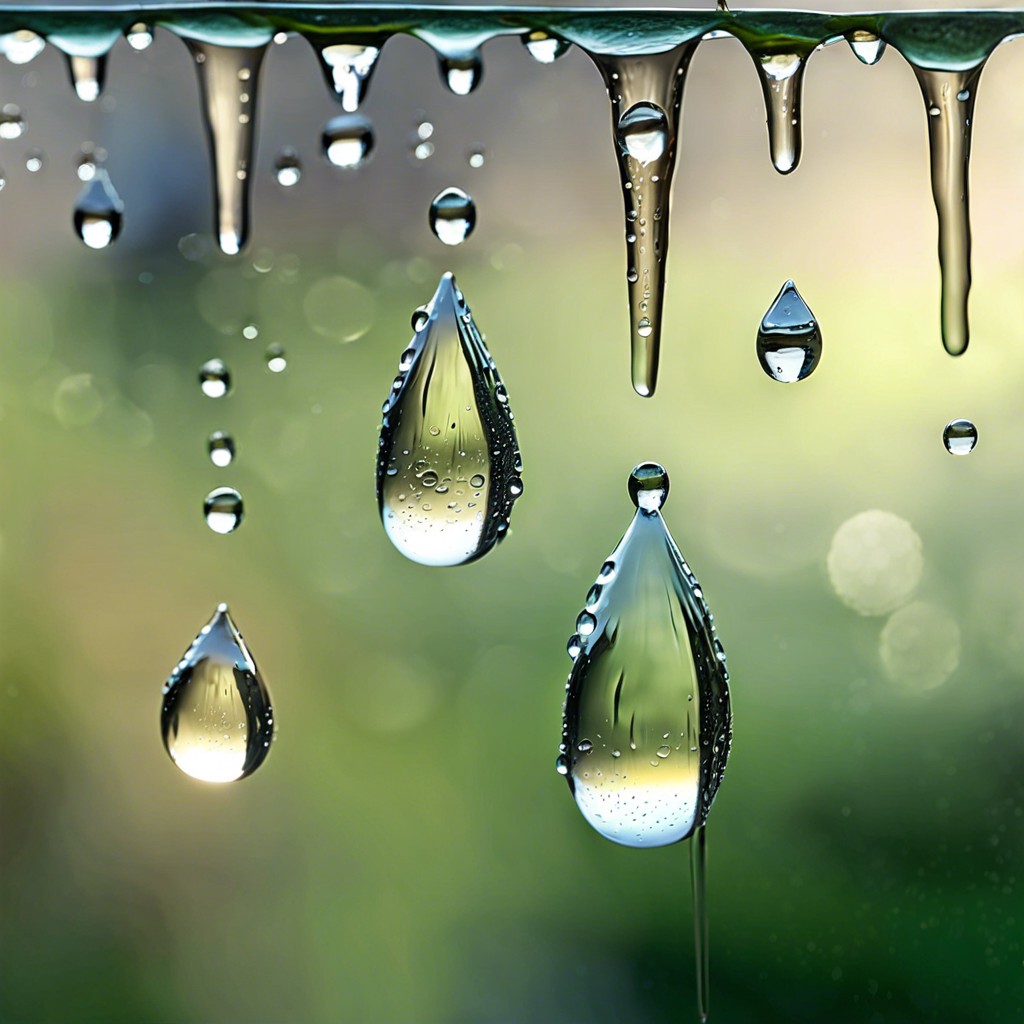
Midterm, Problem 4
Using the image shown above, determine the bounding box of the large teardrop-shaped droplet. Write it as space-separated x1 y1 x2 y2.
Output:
73 169 123 249
376 272 522 567
756 280 821 383
748 49 809 175
560 462 731 848
160 604 274 783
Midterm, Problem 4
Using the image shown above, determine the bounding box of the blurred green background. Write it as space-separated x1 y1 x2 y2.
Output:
1 7 1023 1023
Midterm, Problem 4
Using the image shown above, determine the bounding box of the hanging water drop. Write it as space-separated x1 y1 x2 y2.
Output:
322 114 374 168
749 49 808 174
199 358 231 398
160 604 274 783
73 169 123 250
429 187 476 246
24 149 43 173
846 30 886 66
439 53 482 95
2 29 45 65
0 104 24 140
65 54 106 102
522 30 569 64
591 42 699 396
265 344 287 373
943 418 977 455
559 461 730 1021
204 487 244 534
274 148 301 187
186 40 269 255
126 23 154 51
914 63 985 356
208 431 236 467
376 272 522 567
756 280 822 383
312 40 382 112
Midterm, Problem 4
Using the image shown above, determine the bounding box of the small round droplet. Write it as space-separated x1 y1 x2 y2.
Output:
467 146 486 169
24 149 43 173
0 104 24 140
617 102 669 166
411 306 429 331
204 487 244 534
576 611 597 636
656 744 671 759
522 30 569 64
943 418 977 456
199 358 231 398
242 324 259 340
555 753 569 775
577 739 593 754
322 115 374 169
265 344 287 373
441 56 482 96
567 634 582 659
429 187 476 246
208 431 235 467
274 148 301 187
470 473 485 488
628 462 670 513
76 143 104 181
126 23 154 51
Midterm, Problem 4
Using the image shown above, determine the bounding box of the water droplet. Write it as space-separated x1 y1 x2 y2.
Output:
943 418 977 455
467 146 486 169
24 149 43 173
846 30 886 65
376 273 522 566
522 30 569 64
914 65 983 356
160 604 273 782
199 358 231 398
126 23 154 51
66 55 106 102
756 280 821 382
274 147 301 186
208 431 236 467
555 753 569 775
314 42 382 111
204 487 244 534
617 102 668 166
439 53 482 95
577 739 594 753
413 140 434 161
73 169 123 250
242 323 259 340
76 143 105 181
2 30 45 65
0 104 24 140
410 306 429 331
559 462 731 847
429 187 476 246
265 343 287 373
750 50 806 174
322 114 374 168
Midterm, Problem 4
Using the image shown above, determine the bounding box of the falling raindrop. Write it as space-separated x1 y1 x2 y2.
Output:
376 272 522 566
208 431 236 467
439 53 483 95
943 418 977 455
846 29 886 65
756 280 822 383
160 604 273 782
558 461 730 1021
265 343 287 373
75 143 105 181
312 40 382 112
24 149 43 173
522 30 570 64
199 358 231 398
126 23 154 51
748 49 808 175
72 169 123 249
274 147 302 186
467 146 486 169
0 104 24 139
322 114 374 168
204 487 244 534
2 30 45 65
429 187 476 246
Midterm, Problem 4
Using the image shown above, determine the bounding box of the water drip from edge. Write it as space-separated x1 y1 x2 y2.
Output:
748 49 809 175
65 53 106 102
186 39 268 255
914 63 984 357
589 40 700 397
308 36 386 111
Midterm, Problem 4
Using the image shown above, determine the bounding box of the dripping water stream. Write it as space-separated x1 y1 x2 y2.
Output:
691 824 709 1023
914 63 984 356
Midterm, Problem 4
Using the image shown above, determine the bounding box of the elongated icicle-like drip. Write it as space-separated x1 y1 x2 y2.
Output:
748 49 809 174
591 41 700 397
65 54 105 102
185 40 268 255
914 63 984 356
691 824 709 1023
307 34 387 111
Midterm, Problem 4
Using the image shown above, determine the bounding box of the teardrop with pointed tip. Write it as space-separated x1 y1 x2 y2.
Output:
559 462 731 848
376 272 522 567
312 39 383 111
160 604 274 782
73 169 123 249
756 280 821 383
846 30 886 65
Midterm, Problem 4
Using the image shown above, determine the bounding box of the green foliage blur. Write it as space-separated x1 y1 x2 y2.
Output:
1 15 1022 1024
